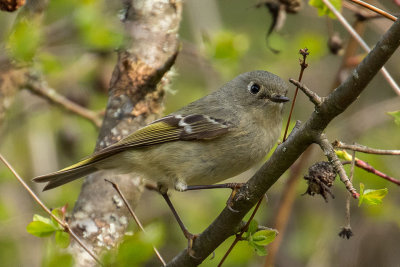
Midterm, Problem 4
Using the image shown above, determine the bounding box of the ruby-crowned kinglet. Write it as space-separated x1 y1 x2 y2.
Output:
33 70 289 191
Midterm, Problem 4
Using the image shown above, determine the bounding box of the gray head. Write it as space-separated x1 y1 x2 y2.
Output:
221 70 289 109
177 70 289 118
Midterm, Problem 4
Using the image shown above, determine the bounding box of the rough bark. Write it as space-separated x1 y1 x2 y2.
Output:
69 1 182 266
167 18 400 267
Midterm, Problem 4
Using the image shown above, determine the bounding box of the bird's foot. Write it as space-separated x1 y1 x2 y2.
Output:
226 183 244 213
183 230 199 258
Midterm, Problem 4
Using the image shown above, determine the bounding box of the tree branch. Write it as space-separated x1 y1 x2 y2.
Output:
288 79 324 106
167 18 400 267
347 0 397 21
23 71 103 128
316 134 358 198
333 140 400 155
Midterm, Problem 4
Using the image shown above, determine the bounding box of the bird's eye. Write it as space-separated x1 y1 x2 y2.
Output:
249 83 260 94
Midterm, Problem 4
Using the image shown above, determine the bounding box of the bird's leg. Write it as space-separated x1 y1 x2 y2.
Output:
146 182 198 257
160 192 198 256
184 183 244 212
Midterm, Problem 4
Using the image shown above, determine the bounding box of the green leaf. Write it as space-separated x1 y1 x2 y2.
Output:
248 241 268 256
247 220 258 235
387 111 400 126
26 221 58 237
358 183 388 206
7 19 42 61
335 150 353 161
33 214 53 225
309 0 342 18
55 231 70 248
51 209 64 230
252 229 277 246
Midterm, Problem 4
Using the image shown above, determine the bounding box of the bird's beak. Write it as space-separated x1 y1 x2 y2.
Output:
270 95 290 103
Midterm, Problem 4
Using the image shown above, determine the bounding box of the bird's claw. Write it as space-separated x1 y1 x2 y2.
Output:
226 183 244 213
185 232 199 258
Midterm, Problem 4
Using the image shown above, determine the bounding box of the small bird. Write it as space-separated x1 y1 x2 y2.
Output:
33 70 289 193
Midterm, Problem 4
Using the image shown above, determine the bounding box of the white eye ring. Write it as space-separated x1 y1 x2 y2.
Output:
248 82 261 94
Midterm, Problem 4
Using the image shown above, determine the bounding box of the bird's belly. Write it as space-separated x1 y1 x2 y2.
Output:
117 125 278 189
137 134 271 186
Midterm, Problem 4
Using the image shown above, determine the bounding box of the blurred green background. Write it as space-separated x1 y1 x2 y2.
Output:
0 0 399 266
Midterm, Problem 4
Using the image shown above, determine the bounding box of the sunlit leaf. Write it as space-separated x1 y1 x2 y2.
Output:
33 214 53 225
309 0 342 18
26 221 58 237
335 150 357 161
358 183 388 207
252 229 277 246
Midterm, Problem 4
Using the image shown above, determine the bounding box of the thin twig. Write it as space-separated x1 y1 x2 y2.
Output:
338 150 355 239
342 159 400 186
322 0 400 96
347 0 397 21
316 134 359 198
288 79 324 106
104 179 166 266
283 48 309 141
218 197 264 267
333 140 400 155
23 72 103 128
0 154 102 265
343 1 381 19
347 149 356 226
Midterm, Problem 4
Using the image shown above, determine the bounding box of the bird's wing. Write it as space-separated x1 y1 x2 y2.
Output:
34 114 232 185
102 114 232 151
69 114 232 168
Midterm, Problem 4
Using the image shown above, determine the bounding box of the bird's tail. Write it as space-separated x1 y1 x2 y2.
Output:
33 158 99 191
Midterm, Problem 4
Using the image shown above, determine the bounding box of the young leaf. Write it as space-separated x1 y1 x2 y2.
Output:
51 209 64 230
335 150 355 161
55 231 70 248
248 241 268 256
33 214 53 225
247 220 259 235
27 221 58 237
358 183 388 206
309 0 342 18
252 229 277 246
387 111 400 126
